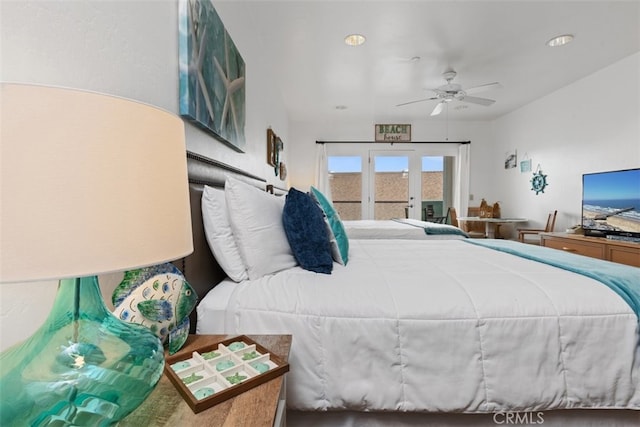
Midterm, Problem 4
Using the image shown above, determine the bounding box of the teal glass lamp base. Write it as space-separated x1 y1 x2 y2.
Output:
0 276 164 426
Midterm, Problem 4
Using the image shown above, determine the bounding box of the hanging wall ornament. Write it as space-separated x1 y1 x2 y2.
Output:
530 165 548 195
273 137 284 176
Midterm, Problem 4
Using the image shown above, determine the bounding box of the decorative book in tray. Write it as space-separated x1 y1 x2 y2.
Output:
164 335 289 413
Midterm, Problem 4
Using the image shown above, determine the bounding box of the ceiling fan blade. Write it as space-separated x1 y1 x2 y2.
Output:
465 82 502 95
461 95 496 106
430 101 445 116
396 97 438 107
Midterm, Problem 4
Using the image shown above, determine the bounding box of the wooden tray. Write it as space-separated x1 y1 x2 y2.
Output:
164 335 290 413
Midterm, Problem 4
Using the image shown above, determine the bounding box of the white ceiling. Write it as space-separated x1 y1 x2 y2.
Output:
218 1 640 123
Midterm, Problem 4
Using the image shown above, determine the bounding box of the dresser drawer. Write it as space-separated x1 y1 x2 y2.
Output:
542 237 605 259
608 246 640 267
541 233 640 267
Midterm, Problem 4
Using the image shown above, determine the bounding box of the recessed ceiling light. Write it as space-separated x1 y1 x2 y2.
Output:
344 33 366 47
546 34 574 47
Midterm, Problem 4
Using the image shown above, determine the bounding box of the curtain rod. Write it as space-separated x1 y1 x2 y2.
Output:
315 140 470 145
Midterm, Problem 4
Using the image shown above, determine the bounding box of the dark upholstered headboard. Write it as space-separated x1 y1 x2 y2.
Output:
175 151 272 332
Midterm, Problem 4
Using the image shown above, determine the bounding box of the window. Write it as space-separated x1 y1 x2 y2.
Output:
421 156 445 220
328 156 362 220
371 153 410 220
323 143 468 220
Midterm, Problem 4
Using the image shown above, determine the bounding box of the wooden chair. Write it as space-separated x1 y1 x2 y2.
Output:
463 207 487 238
449 207 459 227
518 210 557 244
449 208 485 237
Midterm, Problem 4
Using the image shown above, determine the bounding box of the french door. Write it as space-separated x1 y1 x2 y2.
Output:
368 151 416 220
327 145 459 221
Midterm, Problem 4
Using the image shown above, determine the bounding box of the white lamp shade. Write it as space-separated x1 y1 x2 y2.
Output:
1 83 194 282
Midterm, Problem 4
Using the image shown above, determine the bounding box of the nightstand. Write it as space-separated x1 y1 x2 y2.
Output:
122 334 292 427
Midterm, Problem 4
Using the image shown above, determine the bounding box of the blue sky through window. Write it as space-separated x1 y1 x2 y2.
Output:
328 156 443 173
328 156 361 172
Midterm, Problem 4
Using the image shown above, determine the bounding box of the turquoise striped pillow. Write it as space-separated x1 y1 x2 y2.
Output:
310 187 349 265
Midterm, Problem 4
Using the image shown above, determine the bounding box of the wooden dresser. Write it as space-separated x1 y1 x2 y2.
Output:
540 232 640 267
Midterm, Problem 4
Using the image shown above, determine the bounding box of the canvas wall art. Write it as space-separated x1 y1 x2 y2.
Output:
504 150 517 169
179 0 246 152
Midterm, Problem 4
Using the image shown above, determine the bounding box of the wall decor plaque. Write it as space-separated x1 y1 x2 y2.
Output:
375 124 411 142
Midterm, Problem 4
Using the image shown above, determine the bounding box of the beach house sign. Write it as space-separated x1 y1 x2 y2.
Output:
375 124 411 142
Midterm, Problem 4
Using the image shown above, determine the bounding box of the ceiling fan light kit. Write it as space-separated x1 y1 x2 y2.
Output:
546 34 574 47
344 33 366 46
397 69 501 116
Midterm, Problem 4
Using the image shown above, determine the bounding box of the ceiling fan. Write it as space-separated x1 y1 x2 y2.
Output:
397 69 502 116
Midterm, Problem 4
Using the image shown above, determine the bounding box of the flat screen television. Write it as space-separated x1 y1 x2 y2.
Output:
581 168 640 239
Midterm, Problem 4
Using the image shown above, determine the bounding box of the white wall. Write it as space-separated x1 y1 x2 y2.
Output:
489 52 640 232
0 0 288 350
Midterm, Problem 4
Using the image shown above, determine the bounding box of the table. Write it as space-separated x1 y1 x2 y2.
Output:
122 334 292 427
457 217 528 238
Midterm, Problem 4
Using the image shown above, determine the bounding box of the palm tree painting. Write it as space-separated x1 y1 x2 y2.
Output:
179 0 246 152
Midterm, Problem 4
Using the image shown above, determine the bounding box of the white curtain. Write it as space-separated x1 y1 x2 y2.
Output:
314 143 333 200
454 143 470 217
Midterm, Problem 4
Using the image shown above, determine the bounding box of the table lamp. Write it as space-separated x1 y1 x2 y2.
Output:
0 83 193 425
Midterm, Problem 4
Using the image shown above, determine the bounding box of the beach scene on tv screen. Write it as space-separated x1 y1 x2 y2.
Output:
582 169 640 234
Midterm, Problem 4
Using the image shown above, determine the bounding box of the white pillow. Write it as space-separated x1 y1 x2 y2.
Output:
201 185 248 282
225 177 297 280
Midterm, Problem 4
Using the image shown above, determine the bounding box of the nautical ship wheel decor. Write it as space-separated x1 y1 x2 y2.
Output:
530 167 548 195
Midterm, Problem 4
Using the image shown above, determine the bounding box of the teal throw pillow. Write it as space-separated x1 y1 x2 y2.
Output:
310 186 349 265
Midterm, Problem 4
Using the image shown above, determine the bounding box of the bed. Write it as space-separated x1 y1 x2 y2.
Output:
343 218 468 240
179 151 640 426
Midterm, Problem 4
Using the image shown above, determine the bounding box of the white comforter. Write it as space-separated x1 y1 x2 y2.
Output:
343 219 466 240
198 239 640 412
